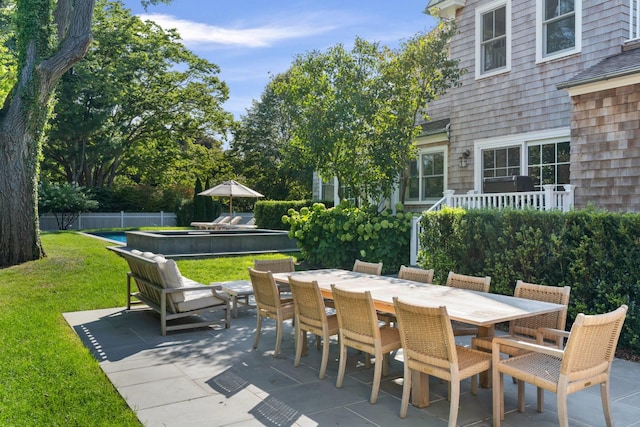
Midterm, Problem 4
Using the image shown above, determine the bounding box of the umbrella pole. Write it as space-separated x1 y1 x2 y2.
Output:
229 197 233 219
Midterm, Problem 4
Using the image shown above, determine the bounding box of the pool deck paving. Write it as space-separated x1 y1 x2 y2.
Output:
64 303 640 427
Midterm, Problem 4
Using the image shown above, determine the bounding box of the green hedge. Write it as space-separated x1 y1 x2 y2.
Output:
254 199 333 230
282 201 413 274
419 207 640 351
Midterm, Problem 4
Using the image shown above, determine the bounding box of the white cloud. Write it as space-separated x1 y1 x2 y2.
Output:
138 13 337 48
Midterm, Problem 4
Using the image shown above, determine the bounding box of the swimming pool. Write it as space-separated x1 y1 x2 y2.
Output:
89 232 127 243
89 229 298 257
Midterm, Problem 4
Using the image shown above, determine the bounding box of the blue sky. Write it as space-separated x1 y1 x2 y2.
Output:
121 0 438 120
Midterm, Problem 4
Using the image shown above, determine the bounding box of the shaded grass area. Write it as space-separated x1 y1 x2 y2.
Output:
0 231 298 426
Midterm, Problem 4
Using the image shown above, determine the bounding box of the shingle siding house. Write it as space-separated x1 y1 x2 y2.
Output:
408 0 640 213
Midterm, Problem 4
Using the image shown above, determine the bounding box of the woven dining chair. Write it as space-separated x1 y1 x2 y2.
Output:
288 276 339 379
331 284 401 404
492 304 628 427
472 281 571 355
398 265 434 284
248 268 295 357
393 298 492 426
254 257 295 293
254 257 295 274
446 271 491 336
353 259 383 275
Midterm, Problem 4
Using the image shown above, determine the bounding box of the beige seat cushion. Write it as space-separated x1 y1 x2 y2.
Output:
175 279 226 312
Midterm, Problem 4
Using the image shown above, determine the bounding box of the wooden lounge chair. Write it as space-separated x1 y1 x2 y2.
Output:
446 271 491 336
492 304 628 427
190 215 230 230
331 285 401 404
108 247 230 335
393 298 492 426
220 217 257 229
289 276 339 379
248 268 295 357
398 265 434 283
352 259 383 275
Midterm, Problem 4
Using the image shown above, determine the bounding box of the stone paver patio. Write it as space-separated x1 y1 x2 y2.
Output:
64 304 640 427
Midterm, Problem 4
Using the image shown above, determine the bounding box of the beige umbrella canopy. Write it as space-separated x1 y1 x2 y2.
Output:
198 180 264 219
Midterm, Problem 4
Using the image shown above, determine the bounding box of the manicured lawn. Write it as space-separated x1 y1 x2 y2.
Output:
0 231 297 426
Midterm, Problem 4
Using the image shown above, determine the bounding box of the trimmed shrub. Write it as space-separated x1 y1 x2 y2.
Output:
255 199 333 230
419 207 640 352
283 201 413 274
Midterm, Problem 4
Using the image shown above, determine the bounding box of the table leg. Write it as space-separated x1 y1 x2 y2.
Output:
478 324 495 388
231 294 238 318
411 369 429 408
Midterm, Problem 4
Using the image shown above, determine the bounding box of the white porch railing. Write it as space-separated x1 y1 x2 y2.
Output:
409 185 575 265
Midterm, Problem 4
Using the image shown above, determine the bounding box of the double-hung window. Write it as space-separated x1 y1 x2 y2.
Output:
405 149 446 203
476 0 511 78
537 0 582 61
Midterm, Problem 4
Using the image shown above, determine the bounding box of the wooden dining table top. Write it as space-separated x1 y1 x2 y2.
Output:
272 269 566 328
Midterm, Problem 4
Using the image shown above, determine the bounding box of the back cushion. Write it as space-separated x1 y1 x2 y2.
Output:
157 259 185 303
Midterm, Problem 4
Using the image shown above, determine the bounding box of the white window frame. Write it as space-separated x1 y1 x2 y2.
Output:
475 0 511 79
630 0 640 41
473 128 570 192
404 146 448 205
536 0 582 63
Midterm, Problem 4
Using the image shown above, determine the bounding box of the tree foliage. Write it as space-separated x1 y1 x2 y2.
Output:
230 75 312 201
274 21 462 205
0 0 173 267
38 181 98 230
0 1 17 100
41 0 233 191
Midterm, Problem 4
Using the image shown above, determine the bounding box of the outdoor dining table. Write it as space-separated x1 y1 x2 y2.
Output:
272 268 567 408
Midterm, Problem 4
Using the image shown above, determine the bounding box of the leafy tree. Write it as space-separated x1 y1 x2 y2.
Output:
192 177 206 221
0 1 16 100
42 0 233 191
230 75 312 200
38 181 99 230
0 0 167 267
203 177 216 220
274 21 461 205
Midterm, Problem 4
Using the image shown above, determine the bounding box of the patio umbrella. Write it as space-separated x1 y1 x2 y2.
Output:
198 180 264 219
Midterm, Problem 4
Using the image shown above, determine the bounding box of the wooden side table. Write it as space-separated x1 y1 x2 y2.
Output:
215 280 253 318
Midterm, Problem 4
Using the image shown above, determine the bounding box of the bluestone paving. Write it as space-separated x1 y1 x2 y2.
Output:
64 304 640 426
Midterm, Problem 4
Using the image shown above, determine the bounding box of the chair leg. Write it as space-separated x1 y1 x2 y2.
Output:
492 370 503 427
537 386 544 413
601 380 614 427
382 352 389 377
336 341 347 388
518 380 525 412
294 326 303 368
399 364 412 418
557 392 569 427
370 349 383 404
253 314 262 349
274 317 283 357
449 381 460 427
319 331 330 380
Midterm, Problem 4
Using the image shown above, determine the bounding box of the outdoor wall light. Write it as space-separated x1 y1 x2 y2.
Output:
458 149 470 168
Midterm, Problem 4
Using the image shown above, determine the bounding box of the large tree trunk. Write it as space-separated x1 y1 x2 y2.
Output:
0 0 95 268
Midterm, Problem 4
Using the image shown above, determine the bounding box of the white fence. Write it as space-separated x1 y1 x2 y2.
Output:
409 185 576 265
39 211 176 231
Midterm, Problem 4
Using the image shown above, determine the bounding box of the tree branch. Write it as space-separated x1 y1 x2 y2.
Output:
38 0 96 92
